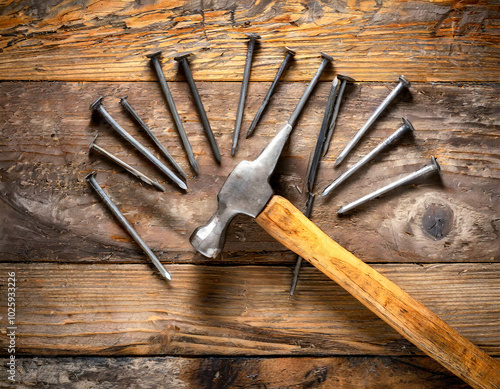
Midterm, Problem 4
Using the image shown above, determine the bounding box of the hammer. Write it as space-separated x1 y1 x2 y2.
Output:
190 123 500 388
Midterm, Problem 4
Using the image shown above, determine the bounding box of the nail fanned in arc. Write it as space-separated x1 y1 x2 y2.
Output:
86 172 172 280
147 51 199 174
90 97 187 191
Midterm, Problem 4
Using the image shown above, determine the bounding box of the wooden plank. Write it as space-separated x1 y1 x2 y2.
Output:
0 0 499 82
0 81 498 264
0 356 480 388
0 263 498 357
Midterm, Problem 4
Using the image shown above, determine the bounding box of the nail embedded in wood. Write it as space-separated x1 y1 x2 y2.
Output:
287 52 333 127
306 77 340 195
322 74 355 157
147 51 199 174
90 97 187 191
85 171 171 280
232 33 260 156
289 192 315 297
335 75 411 166
322 118 414 197
89 134 165 192
246 47 295 139
174 52 222 164
337 156 441 215
119 96 187 180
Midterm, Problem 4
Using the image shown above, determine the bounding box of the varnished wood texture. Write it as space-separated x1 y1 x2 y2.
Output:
0 0 499 82
0 0 499 387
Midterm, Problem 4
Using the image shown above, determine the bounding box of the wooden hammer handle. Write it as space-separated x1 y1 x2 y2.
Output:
256 195 500 389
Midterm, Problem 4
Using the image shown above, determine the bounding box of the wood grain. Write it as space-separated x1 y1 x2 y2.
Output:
0 263 498 357
256 195 500 389
0 81 498 264
0 0 499 82
0 356 481 389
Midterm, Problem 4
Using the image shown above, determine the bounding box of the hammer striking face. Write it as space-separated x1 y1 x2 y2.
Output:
189 122 500 388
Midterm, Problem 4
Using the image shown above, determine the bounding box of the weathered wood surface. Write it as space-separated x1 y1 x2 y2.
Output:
1 81 498 264
0 263 498 356
0 356 479 388
256 196 500 388
0 0 499 82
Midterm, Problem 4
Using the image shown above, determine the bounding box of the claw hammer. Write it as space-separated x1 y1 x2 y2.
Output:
190 118 500 388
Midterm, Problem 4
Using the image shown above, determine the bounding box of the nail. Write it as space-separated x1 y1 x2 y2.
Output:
289 192 315 297
147 51 199 174
322 118 414 197
288 52 333 127
90 97 187 191
232 33 260 156
174 52 222 164
322 74 355 157
89 134 166 192
335 75 411 166
306 77 340 195
246 47 295 138
120 96 187 180
86 172 171 280
337 156 441 215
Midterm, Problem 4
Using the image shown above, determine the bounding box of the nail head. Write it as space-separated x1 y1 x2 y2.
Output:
320 52 333 62
85 171 97 181
90 96 104 111
174 52 192 62
430 156 441 175
398 75 411 89
285 47 296 56
337 74 355 82
246 33 261 40
402 118 415 132
146 51 163 59
88 134 99 154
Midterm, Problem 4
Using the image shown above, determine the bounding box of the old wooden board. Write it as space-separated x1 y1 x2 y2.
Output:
0 82 498 265
1 0 499 387
0 0 499 82
0 356 476 388
0 263 499 357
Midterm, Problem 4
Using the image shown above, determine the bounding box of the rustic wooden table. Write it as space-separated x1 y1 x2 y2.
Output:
1 1 499 388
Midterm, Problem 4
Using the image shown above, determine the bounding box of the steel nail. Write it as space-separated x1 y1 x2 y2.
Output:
289 192 315 297
232 33 261 156
86 172 172 280
322 74 355 157
90 97 187 191
246 47 295 139
288 52 333 127
89 135 166 192
174 53 222 164
322 118 414 197
147 51 199 174
306 77 340 194
119 96 187 180
335 75 411 166
337 156 441 215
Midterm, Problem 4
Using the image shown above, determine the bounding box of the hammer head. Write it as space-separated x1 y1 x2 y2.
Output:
190 123 294 258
